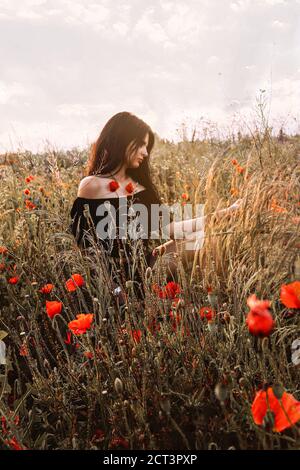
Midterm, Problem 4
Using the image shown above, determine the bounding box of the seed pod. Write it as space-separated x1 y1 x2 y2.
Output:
126 280 134 289
160 396 171 415
238 377 246 388
223 311 231 323
114 377 124 395
214 382 228 402
145 267 152 281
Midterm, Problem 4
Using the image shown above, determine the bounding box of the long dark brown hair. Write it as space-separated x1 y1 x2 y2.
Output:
87 111 161 204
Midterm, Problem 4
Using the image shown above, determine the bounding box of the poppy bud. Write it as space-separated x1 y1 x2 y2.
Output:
214 383 228 402
145 267 152 281
160 396 171 415
114 377 124 395
239 377 246 388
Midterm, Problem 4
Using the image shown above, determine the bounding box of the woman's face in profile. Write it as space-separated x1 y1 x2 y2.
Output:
126 133 149 169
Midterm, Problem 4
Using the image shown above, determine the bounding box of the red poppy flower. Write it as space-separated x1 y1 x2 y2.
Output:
199 306 215 321
246 294 274 336
46 300 62 319
231 159 238 165
270 198 287 213
68 313 94 335
24 188 30 195
157 281 181 299
25 175 34 183
65 273 85 292
280 281 300 309
130 329 142 343
236 165 244 174
181 192 189 201
25 199 36 210
0 246 8 255
109 180 120 192
252 386 300 432
5 437 24 451
125 182 135 193
39 283 54 294
8 276 19 284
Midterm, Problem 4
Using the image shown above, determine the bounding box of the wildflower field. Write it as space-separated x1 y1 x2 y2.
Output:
0 128 300 450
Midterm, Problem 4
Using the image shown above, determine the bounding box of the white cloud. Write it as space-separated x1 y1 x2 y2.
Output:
0 81 29 104
0 0 299 150
272 19 290 29
207 56 221 65
133 10 169 43
113 22 129 36
230 0 251 12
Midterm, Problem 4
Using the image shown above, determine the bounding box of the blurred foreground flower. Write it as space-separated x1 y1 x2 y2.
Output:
68 313 94 335
252 386 300 432
280 281 300 309
246 294 274 337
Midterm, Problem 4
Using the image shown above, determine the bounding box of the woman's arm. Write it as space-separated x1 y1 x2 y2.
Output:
165 199 243 239
152 199 243 257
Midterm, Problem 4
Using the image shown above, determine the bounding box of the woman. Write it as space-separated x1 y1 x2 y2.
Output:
70 111 241 301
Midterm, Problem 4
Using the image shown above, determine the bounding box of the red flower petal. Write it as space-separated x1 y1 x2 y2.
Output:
46 300 62 319
252 387 300 432
109 181 120 192
68 313 94 335
125 182 135 193
280 281 300 309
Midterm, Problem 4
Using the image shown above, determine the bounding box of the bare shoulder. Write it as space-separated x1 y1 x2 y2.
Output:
77 176 109 198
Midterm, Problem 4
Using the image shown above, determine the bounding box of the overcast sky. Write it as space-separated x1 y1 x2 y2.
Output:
0 0 300 152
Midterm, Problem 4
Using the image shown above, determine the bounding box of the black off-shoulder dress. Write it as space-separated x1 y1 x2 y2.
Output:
69 187 170 295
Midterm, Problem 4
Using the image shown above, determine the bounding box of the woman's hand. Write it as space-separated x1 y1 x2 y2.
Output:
227 198 243 212
152 239 176 257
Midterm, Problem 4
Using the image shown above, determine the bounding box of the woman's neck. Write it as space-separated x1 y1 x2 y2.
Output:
111 165 129 182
